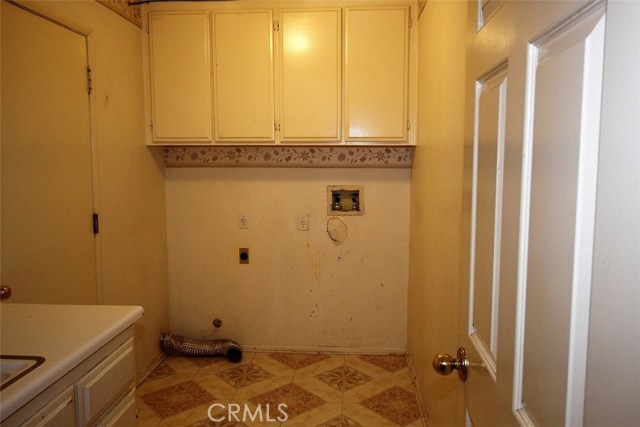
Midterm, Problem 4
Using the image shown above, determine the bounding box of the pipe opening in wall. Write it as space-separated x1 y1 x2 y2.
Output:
327 185 364 215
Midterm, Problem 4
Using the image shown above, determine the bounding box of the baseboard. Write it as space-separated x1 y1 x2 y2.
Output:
241 344 407 355
136 349 166 386
406 351 429 426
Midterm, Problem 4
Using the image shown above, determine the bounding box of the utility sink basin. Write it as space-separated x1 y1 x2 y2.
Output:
0 356 45 390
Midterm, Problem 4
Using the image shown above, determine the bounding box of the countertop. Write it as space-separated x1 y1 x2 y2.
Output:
0 303 143 421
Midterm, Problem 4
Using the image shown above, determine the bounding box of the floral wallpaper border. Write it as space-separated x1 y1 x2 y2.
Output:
95 0 142 28
164 146 414 168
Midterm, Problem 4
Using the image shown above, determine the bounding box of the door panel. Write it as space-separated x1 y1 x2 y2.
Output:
1 1 97 304
583 2 640 425
515 7 605 426
469 63 508 377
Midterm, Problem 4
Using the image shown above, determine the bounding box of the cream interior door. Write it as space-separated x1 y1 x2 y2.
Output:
1 1 97 304
433 0 629 426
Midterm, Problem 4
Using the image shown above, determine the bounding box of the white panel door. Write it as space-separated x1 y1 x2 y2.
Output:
1 1 97 304
451 1 638 426
514 9 605 424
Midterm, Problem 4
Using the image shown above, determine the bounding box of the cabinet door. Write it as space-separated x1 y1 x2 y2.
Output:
213 10 274 142
22 387 76 427
345 6 410 142
95 390 137 427
149 12 212 142
76 339 135 426
280 9 341 142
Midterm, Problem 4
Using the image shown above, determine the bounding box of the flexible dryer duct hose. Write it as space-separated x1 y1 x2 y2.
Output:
160 333 243 363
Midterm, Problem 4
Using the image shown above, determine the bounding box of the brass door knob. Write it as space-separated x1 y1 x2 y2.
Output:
0 285 12 300
433 346 469 382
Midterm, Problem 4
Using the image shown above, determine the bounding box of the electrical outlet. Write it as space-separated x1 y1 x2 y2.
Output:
238 213 249 229
239 248 249 264
297 214 309 231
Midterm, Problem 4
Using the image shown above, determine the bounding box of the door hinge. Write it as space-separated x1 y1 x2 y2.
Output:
409 16 413 29
150 121 154 131
87 66 93 95
274 121 281 132
407 120 411 130
273 20 280 32
92 213 100 234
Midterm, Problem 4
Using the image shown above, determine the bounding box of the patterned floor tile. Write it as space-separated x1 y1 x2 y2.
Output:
250 353 297 377
250 383 325 419
280 403 342 427
359 386 422 427
188 357 229 368
293 354 346 378
222 400 287 427
268 352 331 370
291 372 343 403
343 402 403 427
140 380 215 419
164 355 202 374
317 414 364 427
193 373 237 401
138 352 425 426
217 363 273 389
136 398 163 427
146 362 178 382
137 373 199 397
186 419 248 427
358 355 408 373
158 401 232 427
314 365 373 392
195 353 255 377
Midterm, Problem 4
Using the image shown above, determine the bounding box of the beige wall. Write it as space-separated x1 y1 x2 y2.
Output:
35 1 169 380
165 167 410 352
407 1 467 426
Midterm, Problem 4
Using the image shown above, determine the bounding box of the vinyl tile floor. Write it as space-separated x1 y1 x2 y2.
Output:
136 352 427 427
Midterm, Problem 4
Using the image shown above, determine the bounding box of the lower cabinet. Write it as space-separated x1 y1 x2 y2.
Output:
21 387 76 427
76 338 136 427
8 329 137 427
95 390 137 427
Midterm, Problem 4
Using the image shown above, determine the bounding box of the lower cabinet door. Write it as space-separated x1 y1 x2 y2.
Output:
76 338 135 426
96 390 137 427
23 387 76 427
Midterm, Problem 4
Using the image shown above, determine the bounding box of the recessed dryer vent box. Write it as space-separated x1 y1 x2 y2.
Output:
327 185 364 216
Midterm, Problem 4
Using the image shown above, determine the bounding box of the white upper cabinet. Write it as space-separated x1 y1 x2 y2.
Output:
145 3 415 145
279 8 342 142
213 10 275 142
148 12 212 142
345 6 410 142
